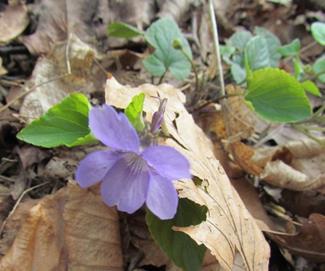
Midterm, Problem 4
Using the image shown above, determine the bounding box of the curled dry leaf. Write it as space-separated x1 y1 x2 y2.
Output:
0 184 123 271
0 4 29 45
20 35 106 123
232 138 325 191
105 77 270 271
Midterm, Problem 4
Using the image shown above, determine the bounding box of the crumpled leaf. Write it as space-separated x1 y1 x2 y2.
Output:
232 138 325 191
105 76 270 271
0 4 29 45
0 184 123 271
20 35 105 123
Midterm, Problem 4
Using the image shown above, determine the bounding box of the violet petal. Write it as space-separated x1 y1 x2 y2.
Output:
146 171 178 219
142 146 191 180
76 150 121 188
89 105 140 152
100 153 149 214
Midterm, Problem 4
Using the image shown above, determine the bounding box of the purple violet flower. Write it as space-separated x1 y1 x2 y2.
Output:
76 104 191 219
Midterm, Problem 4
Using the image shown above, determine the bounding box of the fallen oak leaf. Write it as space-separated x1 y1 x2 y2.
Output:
0 184 123 271
105 77 270 271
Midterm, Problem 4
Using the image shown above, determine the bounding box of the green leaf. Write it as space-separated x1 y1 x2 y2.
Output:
17 93 94 148
245 36 270 70
313 55 325 83
277 39 301 57
146 198 207 271
245 68 312 122
228 30 253 50
107 22 144 38
231 63 246 84
254 27 281 66
125 93 145 132
311 22 325 46
301 80 321 97
143 17 192 80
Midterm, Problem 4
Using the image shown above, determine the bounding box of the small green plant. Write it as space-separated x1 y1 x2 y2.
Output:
219 22 324 125
220 27 281 84
107 17 193 81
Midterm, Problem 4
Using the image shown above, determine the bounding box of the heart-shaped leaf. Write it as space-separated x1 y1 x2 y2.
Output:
143 17 192 80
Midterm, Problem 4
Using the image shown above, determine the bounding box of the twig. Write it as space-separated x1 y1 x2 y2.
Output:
65 34 72 75
0 181 50 236
0 73 69 113
208 0 225 97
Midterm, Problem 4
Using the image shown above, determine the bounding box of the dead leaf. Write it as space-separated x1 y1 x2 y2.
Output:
0 57 7 76
0 4 29 45
0 184 123 270
280 213 325 262
22 0 154 54
17 146 49 170
20 34 106 123
0 199 37 259
280 190 325 218
158 0 196 22
258 139 325 191
224 85 269 142
105 77 270 271
231 138 325 192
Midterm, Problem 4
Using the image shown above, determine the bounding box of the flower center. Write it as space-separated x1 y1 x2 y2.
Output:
122 152 148 175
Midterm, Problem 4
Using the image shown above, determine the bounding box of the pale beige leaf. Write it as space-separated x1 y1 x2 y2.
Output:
0 184 123 271
254 138 325 191
0 57 7 76
20 35 106 123
0 4 29 44
105 77 270 271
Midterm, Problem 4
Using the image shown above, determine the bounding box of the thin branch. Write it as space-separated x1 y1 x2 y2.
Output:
0 181 50 236
208 0 225 97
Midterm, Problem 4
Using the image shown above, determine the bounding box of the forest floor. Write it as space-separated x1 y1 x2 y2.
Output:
0 0 324 270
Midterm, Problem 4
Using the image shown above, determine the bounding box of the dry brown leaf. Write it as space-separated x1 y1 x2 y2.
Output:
280 213 325 262
22 0 154 54
0 4 29 45
20 35 106 122
231 138 325 192
225 85 268 142
158 0 196 22
105 77 270 271
0 184 123 271
256 139 325 191
0 199 37 259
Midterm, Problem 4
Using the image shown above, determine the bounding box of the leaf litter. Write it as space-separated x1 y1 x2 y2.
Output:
1 0 325 270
